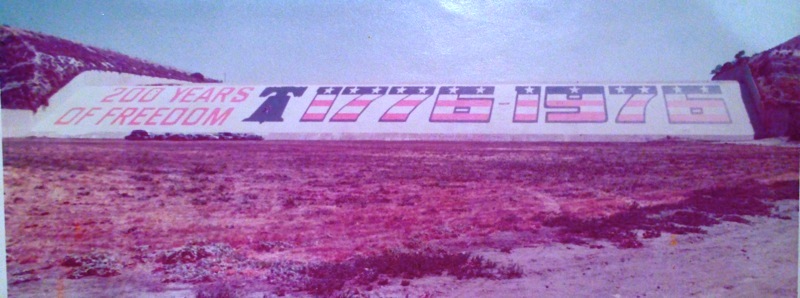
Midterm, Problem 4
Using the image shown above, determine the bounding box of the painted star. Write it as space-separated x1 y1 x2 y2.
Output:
349 87 359 94
673 86 682 94
569 86 580 93
700 86 709 93
396 86 407 94
372 87 382 94
448 86 459 94
476 86 486 94
418 87 429 94
615 86 626 94
324 87 334 94
524 86 534 94
639 86 650 94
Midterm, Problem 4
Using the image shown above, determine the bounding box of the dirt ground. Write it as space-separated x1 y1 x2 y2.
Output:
2 138 798 297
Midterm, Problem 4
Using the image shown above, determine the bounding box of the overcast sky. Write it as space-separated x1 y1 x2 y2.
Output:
1 0 798 84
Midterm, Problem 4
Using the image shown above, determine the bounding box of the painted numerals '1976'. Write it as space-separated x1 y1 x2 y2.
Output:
544 86 607 123
611 85 657 123
513 86 541 122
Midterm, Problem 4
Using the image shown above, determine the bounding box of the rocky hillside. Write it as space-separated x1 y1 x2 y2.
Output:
713 35 800 106
748 35 800 106
0 26 219 111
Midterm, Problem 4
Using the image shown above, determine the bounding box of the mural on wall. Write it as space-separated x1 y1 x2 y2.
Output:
611 85 658 124
544 86 607 123
39 82 750 138
663 85 732 124
379 86 436 122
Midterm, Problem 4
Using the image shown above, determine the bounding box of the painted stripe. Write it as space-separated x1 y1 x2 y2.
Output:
516 100 539 107
387 105 415 114
438 94 493 100
430 113 490 121
514 114 538 121
669 114 731 122
435 100 493 107
305 106 330 114
668 107 727 115
620 106 645 114
394 99 424 107
380 113 408 121
666 100 726 108
337 105 365 114
546 100 605 107
330 113 359 121
309 100 334 107
301 113 326 121
347 99 373 107
515 106 538 114
626 99 650 107
546 112 606 122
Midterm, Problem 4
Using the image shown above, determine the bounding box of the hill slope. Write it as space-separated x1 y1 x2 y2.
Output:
748 35 800 106
0 26 219 111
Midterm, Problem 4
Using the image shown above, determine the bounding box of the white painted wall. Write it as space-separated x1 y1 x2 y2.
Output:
22 79 754 141
2 71 190 137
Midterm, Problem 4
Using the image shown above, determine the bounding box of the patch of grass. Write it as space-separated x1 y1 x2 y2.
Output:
544 180 799 248
195 283 241 298
299 248 524 296
61 252 122 279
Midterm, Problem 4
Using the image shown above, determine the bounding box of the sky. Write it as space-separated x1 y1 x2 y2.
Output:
1 0 798 84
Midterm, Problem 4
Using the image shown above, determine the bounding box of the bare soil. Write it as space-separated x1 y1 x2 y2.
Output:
2 139 798 297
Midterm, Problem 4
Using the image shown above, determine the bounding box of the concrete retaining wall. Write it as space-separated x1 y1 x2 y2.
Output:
5 76 755 140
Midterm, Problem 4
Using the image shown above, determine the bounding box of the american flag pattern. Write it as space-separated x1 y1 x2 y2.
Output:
429 86 494 122
330 86 388 122
379 86 435 122
611 85 657 123
513 86 541 123
300 87 342 122
663 85 731 124
544 86 607 123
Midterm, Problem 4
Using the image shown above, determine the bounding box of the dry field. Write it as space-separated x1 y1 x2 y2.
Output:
2 138 798 297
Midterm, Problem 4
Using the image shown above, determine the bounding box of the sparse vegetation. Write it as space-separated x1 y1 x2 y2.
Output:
544 180 798 248
61 252 122 279
3 139 798 296
294 248 525 296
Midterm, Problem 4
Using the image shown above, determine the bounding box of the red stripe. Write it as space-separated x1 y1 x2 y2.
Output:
666 100 726 108
516 100 539 107
514 114 538 121
669 114 730 122
310 100 334 107
380 113 408 121
347 99 373 107
394 99 423 107
546 100 604 107
301 113 326 121
430 113 490 121
331 113 359 121
546 112 606 122
435 99 492 107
